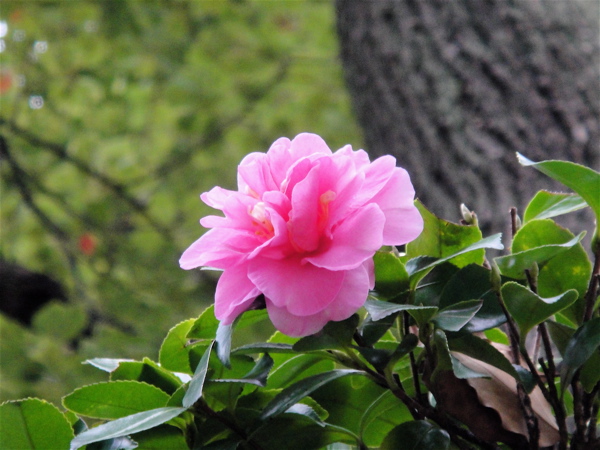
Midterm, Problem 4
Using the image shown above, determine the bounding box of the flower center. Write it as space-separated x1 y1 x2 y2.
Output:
317 190 336 234
249 202 274 239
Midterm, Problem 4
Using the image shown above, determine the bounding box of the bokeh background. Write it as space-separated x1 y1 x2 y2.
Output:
0 1 361 406
2 0 598 409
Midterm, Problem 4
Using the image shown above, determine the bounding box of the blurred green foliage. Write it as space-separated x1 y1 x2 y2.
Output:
0 0 361 405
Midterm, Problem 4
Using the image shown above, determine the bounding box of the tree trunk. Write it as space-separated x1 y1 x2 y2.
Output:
335 0 599 235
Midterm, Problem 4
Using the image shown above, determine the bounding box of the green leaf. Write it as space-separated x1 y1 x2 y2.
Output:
358 391 411 443
501 282 578 340
158 318 196 374
310 375 412 447
517 153 600 222
216 353 274 387
85 359 136 373
364 297 437 322
69 407 186 450
0 398 74 450
110 358 182 394
432 300 483 332
293 315 359 351
560 318 600 389
129 425 187 449
63 381 170 419
182 341 214 408
285 403 326 426
358 313 397 346
523 190 588 222
232 343 294 355
268 353 335 389
216 322 233 369
508 219 592 323
448 333 519 380
381 421 450 450
438 264 505 332
250 415 356 450
495 231 585 280
261 370 363 420
406 234 504 287
373 250 409 297
406 201 488 269
186 305 220 340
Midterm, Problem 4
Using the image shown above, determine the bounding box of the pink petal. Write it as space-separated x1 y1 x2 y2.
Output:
247 257 344 316
289 133 332 159
237 152 277 196
287 166 321 252
381 205 424 245
179 228 257 270
304 203 385 270
322 262 372 321
214 265 261 325
201 186 236 209
266 299 330 337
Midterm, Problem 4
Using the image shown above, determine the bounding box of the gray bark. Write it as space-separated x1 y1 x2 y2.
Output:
336 0 599 235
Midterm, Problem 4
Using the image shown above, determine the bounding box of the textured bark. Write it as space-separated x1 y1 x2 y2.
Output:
336 0 599 234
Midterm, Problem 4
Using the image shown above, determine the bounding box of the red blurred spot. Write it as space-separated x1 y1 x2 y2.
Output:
9 9 23 23
0 73 12 94
79 233 97 256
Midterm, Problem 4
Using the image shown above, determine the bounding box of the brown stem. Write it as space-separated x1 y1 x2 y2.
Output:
583 245 600 322
539 359 568 450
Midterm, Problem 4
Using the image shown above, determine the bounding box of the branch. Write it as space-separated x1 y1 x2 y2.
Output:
0 119 174 241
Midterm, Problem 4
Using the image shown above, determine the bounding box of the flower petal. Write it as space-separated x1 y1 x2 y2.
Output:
322 262 372 321
304 203 385 270
247 257 344 316
214 265 261 325
266 299 329 337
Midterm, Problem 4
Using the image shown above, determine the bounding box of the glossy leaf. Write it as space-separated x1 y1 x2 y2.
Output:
373 250 409 297
186 305 220 341
110 358 182 395
182 341 213 408
250 415 356 450
364 297 437 322
216 353 274 387
381 421 450 450
130 425 187 449
261 369 363 420
433 300 483 332
70 407 186 450
310 375 412 447
158 319 197 374
85 358 136 373
268 353 335 389
509 220 592 323
0 398 74 450
501 282 578 340
406 201 487 269
216 322 233 369
232 342 294 355
517 153 600 222
561 318 600 389
495 232 585 280
63 381 170 419
406 233 504 287
358 312 397 346
438 264 505 332
523 190 588 222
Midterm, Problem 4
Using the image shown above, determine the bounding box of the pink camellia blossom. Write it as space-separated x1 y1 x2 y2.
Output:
180 133 423 337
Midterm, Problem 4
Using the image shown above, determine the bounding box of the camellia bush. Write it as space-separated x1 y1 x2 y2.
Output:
1 133 598 450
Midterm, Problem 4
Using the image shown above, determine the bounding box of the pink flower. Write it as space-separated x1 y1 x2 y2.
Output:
180 133 423 337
